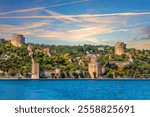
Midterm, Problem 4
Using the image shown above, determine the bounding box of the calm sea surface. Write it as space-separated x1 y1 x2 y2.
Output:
0 79 150 100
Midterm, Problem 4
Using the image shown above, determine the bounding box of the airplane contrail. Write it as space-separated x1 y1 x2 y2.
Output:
0 11 150 18
0 0 90 15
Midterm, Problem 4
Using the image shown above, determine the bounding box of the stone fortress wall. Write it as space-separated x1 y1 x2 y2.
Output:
9 34 135 79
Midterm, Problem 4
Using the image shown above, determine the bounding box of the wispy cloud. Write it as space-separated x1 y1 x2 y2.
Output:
137 26 150 34
132 26 150 41
127 42 150 50
70 11 150 17
0 4 150 47
0 10 148 45
44 10 79 22
0 0 90 15
25 24 127 44
0 21 114 44
141 43 150 46
139 42 150 50
132 36 150 41
0 20 51 35
68 25 118 37
0 7 45 15
0 11 150 19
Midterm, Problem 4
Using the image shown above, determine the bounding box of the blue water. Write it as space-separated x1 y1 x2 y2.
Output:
0 80 150 100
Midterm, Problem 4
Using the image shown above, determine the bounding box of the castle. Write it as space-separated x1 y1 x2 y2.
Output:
88 55 102 79
8 34 135 79
114 42 126 55
11 34 25 47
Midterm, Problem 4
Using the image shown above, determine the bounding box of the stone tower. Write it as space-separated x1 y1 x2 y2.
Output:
114 42 126 55
31 63 40 79
88 55 102 79
11 34 25 47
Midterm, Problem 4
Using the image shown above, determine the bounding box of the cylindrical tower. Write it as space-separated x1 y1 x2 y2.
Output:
114 42 126 55
31 63 39 79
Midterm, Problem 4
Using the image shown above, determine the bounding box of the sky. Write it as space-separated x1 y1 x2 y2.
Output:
0 0 150 49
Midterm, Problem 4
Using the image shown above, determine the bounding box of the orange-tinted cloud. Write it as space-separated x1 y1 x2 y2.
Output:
141 43 150 46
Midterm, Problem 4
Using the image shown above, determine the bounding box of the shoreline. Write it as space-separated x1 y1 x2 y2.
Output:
0 78 150 80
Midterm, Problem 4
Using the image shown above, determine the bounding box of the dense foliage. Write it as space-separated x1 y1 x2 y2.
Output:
0 38 150 78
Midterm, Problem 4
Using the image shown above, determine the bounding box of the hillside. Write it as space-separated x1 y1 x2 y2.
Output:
0 38 150 78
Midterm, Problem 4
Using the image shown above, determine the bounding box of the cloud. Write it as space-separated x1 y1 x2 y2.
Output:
0 9 135 45
141 43 150 46
127 42 150 50
0 22 110 44
132 36 150 41
132 26 150 41
78 16 120 23
0 20 51 35
0 6 150 47
0 8 130 44
137 26 150 34
69 25 128 37
0 0 90 15
44 10 79 22
140 42 150 50
0 7 45 15
0 11 150 19
68 25 114 37
25 24 127 44
27 29 101 44
45 0 90 9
